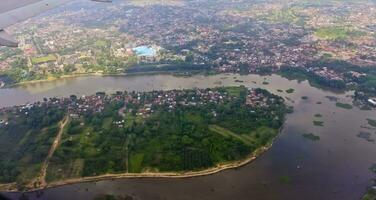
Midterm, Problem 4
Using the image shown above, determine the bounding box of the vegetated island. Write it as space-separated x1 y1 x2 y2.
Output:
366 119 376 128
0 86 287 191
302 133 320 141
313 120 324 126
335 102 353 110
285 88 295 94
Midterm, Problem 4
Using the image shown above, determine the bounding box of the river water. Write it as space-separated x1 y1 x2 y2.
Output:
0 74 375 200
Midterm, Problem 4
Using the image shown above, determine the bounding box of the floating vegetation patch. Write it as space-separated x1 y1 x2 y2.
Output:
370 163 376 174
285 88 295 93
314 114 322 118
313 121 324 126
301 96 308 100
286 106 294 114
302 133 320 141
367 119 376 128
336 102 353 110
357 132 375 143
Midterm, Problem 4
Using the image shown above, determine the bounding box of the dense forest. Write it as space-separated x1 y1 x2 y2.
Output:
0 104 64 187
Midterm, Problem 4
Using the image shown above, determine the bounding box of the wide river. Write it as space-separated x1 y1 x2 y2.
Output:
0 74 375 200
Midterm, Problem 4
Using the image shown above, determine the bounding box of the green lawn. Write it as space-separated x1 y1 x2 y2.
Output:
31 54 57 64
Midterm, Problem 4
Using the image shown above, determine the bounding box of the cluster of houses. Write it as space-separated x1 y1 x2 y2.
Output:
0 87 274 128
246 89 271 107
312 67 344 81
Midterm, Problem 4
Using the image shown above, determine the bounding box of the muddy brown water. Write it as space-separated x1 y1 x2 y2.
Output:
0 74 375 200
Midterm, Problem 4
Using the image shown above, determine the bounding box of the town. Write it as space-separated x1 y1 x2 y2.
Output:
0 86 276 127
0 0 375 101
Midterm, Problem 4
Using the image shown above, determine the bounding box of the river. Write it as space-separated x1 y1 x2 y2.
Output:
0 74 375 200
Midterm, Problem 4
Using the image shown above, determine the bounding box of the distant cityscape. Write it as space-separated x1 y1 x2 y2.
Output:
0 0 375 106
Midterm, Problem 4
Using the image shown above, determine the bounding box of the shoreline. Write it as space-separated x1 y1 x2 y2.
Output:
0 127 282 193
2 70 348 96
4 70 208 88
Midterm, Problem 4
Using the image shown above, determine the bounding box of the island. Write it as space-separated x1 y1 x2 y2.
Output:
0 86 287 191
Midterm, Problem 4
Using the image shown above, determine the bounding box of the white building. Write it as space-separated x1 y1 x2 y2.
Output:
368 98 376 106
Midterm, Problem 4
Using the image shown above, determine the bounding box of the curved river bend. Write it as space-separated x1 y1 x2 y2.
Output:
0 74 375 200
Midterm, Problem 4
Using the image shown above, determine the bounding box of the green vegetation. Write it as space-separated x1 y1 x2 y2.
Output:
224 86 244 97
209 125 253 145
94 40 108 48
362 188 376 200
313 121 324 126
262 81 269 85
335 102 353 110
0 105 64 188
31 54 57 65
303 133 320 141
367 119 376 128
370 163 376 174
44 87 287 182
285 88 295 94
314 114 322 118
279 175 292 184
315 26 365 40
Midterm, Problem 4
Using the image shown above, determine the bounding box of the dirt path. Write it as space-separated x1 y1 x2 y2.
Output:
30 116 69 188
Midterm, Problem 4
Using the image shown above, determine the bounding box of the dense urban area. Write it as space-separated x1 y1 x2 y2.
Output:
0 0 375 107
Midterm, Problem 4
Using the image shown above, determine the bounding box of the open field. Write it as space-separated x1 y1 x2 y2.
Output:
31 55 57 65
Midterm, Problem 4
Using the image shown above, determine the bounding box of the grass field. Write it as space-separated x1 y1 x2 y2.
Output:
224 86 246 97
31 54 57 65
315 26 365 40
209 125 253 145
129 153 144 173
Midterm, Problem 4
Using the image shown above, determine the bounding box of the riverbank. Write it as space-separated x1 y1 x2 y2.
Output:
4 70 207 89
0 126 282 192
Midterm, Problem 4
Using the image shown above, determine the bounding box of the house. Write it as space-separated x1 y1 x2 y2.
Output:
368 98 376 107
